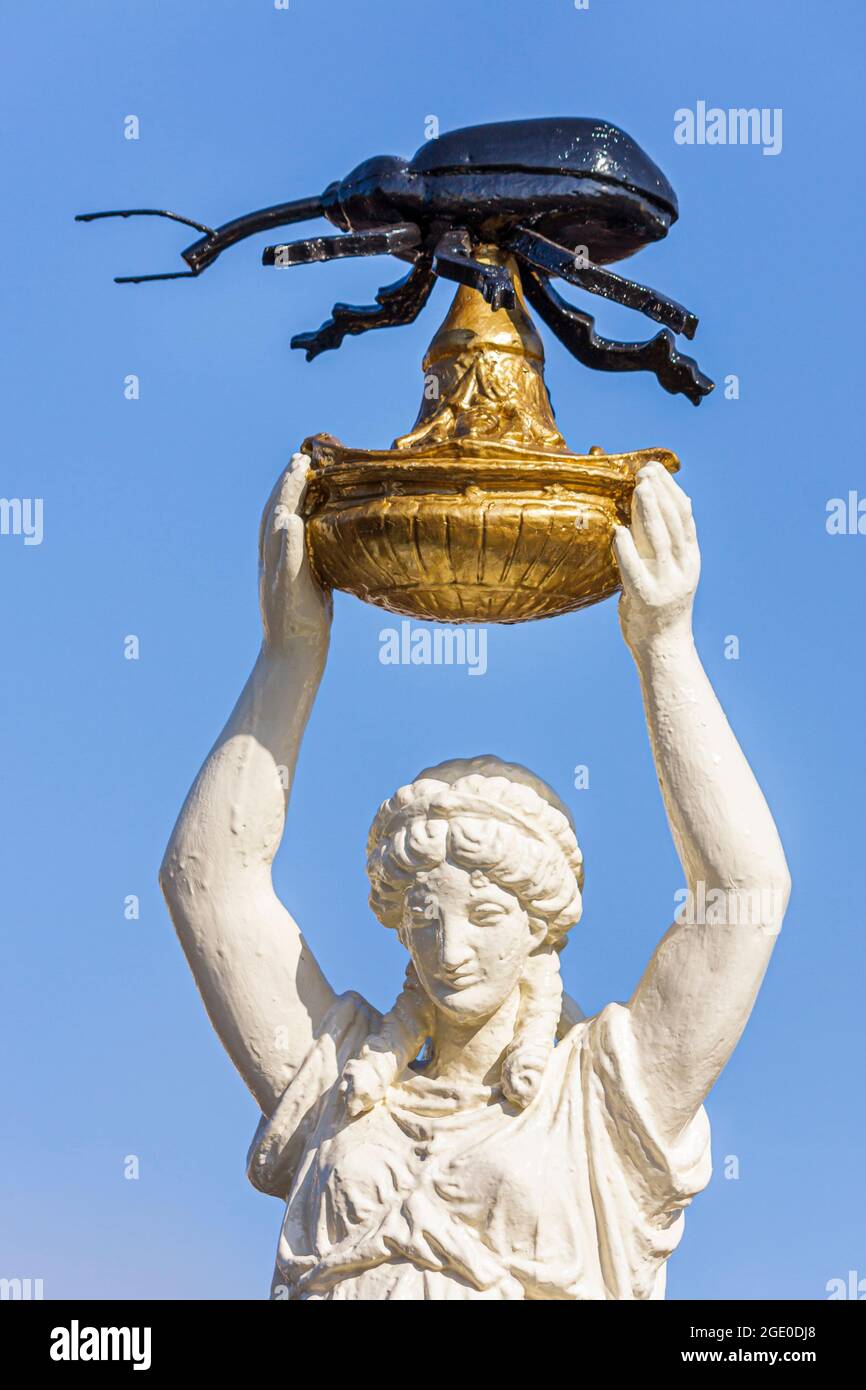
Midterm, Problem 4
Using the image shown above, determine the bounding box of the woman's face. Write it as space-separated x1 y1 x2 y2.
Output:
400 858 542 1023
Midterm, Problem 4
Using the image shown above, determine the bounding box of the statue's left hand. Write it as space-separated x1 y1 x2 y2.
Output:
613 461 700 652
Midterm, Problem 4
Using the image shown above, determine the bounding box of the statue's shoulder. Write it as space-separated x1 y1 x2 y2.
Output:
556 990 589 1040
323 989 383 1038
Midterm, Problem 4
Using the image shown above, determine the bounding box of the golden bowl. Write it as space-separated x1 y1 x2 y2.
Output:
301 250 679 626
302 433 678 625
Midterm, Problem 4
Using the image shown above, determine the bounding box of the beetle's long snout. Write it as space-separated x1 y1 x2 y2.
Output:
181 195 327 275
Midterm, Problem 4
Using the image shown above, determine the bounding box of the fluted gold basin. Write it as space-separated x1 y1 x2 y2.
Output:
302 250 679 624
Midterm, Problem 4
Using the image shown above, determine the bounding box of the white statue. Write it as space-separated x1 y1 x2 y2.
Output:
160 456 790 1300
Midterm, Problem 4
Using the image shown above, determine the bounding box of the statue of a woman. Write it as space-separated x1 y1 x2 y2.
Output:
160 456 790 1301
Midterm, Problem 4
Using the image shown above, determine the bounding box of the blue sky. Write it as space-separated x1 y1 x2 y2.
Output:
2 0 864 1300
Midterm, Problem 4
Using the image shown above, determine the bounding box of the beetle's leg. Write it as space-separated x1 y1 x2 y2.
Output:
508 226 698 339
520 268 714 406
291 254 436 360
263 223 420 267
432 230 516 312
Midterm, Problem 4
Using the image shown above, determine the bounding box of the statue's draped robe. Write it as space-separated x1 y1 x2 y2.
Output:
248 992 711 1300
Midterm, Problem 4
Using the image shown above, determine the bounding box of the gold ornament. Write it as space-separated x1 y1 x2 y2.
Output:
303 248 678 624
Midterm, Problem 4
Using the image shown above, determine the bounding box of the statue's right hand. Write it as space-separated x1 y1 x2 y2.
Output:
258 453 332 650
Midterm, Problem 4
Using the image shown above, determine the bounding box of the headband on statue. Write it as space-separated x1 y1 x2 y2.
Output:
367 757 584 941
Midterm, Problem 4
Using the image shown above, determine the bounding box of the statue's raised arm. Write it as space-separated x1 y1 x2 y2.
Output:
614 462 791 1144
159 456 337 1116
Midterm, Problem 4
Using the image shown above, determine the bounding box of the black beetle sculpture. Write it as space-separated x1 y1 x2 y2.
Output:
77 117 713 404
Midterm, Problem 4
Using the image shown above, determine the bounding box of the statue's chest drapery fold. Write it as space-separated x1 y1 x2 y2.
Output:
315 1082 568 1250
249 993 712 1300
280 1036 595 1299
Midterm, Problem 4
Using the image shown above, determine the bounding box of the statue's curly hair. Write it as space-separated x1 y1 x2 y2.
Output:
342 757 584 1114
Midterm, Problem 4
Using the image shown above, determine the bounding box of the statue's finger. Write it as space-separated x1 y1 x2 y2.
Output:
634 480 671 560
261 458 310 583
259 457 305 569
655 464 697 548
258 475 283 570
651 459 695 527
275 453 311 522
613 525 651 600
649 472 687 558
280 512 307 582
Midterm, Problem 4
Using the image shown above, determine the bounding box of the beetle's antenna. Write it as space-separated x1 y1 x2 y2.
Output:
114 270 198 284
75 207 217 282
77 196 326 281
75 208 216 235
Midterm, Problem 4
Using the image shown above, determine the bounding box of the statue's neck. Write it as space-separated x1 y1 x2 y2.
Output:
427 987 520 1090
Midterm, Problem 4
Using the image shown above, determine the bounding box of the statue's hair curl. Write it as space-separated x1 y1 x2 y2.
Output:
342 757 583 1115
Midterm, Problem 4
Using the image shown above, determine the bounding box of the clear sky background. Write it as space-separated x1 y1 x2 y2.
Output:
2 0 864 1301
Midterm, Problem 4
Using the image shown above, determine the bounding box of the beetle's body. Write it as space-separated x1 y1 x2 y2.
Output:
323 118 677 264
77 117 713 404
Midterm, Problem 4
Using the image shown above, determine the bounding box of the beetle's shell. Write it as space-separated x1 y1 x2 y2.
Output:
405 118 678 264
410 117 677 219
